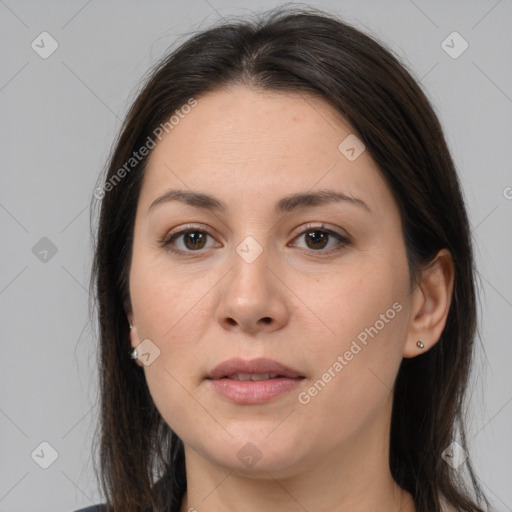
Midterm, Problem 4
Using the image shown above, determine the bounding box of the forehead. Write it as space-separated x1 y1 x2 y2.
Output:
149 86 350 163
138 86 395 218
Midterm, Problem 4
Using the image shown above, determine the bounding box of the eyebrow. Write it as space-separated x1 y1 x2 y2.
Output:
147 188 371 215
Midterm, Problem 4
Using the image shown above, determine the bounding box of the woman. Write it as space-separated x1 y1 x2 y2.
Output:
81 5 492 512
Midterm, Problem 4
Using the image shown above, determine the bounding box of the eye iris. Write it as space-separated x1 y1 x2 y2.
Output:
169 228 338 253
306 230 328 250
183 231 206 250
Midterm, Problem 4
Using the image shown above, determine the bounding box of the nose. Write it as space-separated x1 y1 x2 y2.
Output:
216 247 289 335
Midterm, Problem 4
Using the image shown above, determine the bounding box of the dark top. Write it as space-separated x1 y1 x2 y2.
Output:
74 506 106 512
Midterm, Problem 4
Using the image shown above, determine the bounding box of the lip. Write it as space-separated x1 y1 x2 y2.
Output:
205 357 305 405
207 357 304 380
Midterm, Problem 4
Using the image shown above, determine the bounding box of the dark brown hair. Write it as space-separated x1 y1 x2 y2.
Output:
89 5 491 511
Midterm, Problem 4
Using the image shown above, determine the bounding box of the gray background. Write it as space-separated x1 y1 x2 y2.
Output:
0 1 511 511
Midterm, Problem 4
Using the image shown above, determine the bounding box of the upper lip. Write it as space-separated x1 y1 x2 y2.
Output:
207 357 305 380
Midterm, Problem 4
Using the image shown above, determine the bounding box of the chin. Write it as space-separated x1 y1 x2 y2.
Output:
203 434 308 477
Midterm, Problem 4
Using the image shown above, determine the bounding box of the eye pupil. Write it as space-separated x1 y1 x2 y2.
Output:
164 226 346 256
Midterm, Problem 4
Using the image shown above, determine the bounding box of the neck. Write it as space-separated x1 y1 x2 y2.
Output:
178 399 415 512
179 463 413 512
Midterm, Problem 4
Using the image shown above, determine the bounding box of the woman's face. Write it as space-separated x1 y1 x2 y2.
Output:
128 86 414 476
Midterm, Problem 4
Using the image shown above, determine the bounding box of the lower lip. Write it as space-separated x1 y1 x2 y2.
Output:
207 377 304 404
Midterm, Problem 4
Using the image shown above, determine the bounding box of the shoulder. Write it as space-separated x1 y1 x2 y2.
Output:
73 505 107 512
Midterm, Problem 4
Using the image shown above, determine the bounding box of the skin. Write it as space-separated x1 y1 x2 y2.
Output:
127 85 454 512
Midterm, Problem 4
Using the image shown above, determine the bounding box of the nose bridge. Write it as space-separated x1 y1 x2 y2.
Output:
229 233 272 303
216 231 288 332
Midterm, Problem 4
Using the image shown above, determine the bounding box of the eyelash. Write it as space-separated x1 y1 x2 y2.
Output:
158 223 351 257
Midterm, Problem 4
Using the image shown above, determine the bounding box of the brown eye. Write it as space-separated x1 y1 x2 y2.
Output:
304 230 330 250
159 223 349 257
290 225 350 255
177 231 208 250
160 226 219 255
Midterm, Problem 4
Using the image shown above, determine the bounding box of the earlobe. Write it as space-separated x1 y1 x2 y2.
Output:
129 321 139 346
127 319 144 367
403 248 455 359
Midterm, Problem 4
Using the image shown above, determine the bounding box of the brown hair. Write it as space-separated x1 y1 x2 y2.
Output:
90 5 491 511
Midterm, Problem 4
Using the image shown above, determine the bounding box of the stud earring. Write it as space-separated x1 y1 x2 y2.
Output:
129 348 138 360
416 340 425 349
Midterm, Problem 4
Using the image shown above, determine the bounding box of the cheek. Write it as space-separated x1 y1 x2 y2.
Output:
132 277 215 444
294 298 408 451
301 251 409 353
129 254 216 402
295 251 409 415
143 363 215 452
129 246 213 340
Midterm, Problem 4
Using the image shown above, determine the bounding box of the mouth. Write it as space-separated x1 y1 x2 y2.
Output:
206 358 305 404
206 357 304 380
220 372 292 381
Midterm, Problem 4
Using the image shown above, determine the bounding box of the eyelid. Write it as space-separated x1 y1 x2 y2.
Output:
158 223 217 246
159 222 351 255
290 222 348 240
288 222 351 254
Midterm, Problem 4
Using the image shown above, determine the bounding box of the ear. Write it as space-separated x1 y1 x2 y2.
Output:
127 313 144 367
403 248 454 358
